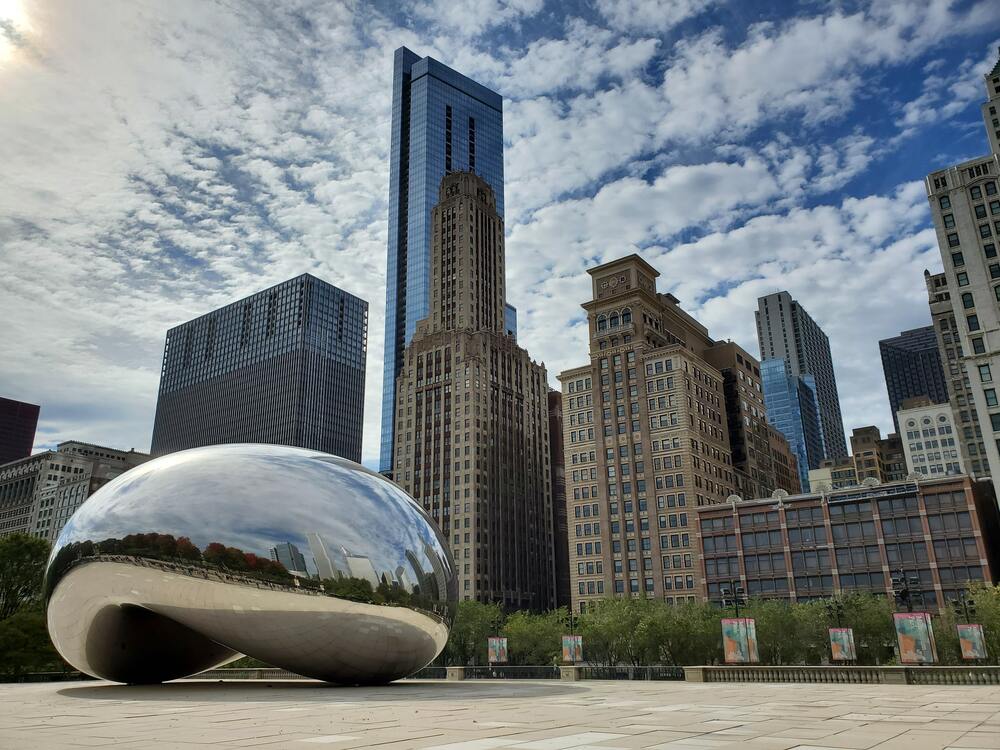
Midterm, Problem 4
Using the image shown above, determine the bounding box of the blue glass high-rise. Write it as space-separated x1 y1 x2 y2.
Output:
761 358 826 492
380 47 506 474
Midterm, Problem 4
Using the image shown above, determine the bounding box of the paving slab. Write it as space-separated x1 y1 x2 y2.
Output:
2 680 1000 750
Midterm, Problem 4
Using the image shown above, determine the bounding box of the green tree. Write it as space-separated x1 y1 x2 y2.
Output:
831 592 895 664
445 600 503 665
503 609 566 665
931 606 962 665
966 582 1000 664
577 597 652 665
0 533 50 620
639 600 720 665
0 607 64 678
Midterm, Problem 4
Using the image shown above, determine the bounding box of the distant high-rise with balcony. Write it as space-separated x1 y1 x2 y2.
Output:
380 47 510 475
0 397 39 465
926 49 1000 498
879 326 948 432
756 291 848 465
151 274 367 461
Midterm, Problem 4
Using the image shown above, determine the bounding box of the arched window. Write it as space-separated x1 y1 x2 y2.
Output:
597 315 607 331
609 311 620 328
621 307 632 324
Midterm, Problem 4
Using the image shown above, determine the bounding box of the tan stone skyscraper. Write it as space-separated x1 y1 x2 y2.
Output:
392 172 554 610
559 255 796 612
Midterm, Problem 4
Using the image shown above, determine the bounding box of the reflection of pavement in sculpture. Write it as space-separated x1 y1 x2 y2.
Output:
44 444 457 685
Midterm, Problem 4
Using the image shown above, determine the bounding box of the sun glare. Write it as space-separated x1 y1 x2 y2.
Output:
0 0 34 66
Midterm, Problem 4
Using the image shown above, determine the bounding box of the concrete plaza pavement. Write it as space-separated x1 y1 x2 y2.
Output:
1 679 999 750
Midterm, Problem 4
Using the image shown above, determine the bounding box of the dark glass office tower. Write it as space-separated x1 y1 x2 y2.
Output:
879 326 949 432
760 358 825 492
0 397 39 465
151 275 367 462
380 46 505 474
756 291 848 460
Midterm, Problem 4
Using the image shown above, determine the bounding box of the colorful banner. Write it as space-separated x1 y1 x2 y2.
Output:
829 627 857 661
487 636 508 664
561 634 583 663
894 612 937 664
722 618 758 664
957 623 988 660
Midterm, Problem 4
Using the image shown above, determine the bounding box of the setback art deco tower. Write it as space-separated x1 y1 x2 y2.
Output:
380 47 512 475
392 172 554 610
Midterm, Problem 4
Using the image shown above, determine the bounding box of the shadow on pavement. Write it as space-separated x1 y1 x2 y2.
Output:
58 679 584 702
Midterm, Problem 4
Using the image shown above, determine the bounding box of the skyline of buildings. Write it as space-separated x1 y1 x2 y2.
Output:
150 273 368 462
5 47 1000 616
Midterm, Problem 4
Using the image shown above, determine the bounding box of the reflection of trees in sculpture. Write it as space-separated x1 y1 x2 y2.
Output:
44 534 449 618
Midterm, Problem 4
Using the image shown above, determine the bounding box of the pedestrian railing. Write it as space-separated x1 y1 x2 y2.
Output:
685 665 1000 685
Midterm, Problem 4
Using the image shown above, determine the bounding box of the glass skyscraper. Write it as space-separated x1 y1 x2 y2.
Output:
151 274 368 462
760 358 825 491
380 47 506 474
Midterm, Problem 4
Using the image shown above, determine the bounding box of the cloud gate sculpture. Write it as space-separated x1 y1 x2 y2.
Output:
44 444 456 684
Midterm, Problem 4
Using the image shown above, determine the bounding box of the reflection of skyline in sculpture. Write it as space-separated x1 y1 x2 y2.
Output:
45 444 457 684
343 547 380 588
270 541 307 577
306 532 341 580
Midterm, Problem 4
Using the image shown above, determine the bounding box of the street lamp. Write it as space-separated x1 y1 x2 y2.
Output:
951 589 977 624
719 580 747 617
891 569 924 612
825 599 845 627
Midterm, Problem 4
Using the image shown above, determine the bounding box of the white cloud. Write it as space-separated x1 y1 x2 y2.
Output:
595 0 721 33
409 0 543 38
1 0 997 468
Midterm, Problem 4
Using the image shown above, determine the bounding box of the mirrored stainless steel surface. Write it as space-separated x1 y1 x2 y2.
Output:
45 444 456 684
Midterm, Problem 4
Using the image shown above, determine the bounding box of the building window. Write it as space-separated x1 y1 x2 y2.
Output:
995 285 1000 303
988 181 998 196
986 389 998 407
967 314 980 332
971 186 983 200
948 233 961 248
990 414 1000 432
976 205 988 220
939 195 951 209
962 292 975 309
987 243 999 258
972 337 986 354
981 224 993 239
979 364 992 383
958 271 970 285
944 213 957 227
952 251 964 266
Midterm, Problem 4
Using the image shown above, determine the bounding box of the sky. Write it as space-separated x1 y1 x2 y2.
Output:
2 0 1000 470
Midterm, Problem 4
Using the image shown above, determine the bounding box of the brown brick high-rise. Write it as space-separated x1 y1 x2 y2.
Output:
392 172 554 610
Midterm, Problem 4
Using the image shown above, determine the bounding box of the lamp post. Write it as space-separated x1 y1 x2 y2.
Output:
825 599 845 628
891 569 923 612
951 589 977 624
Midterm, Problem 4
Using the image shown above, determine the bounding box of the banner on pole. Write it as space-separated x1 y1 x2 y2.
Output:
488 636 508 664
